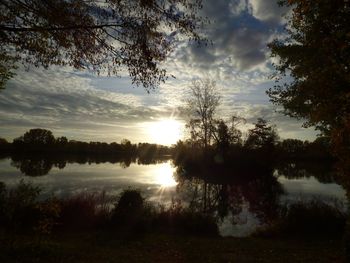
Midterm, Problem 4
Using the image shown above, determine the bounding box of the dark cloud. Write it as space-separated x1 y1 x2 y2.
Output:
175 0 287 73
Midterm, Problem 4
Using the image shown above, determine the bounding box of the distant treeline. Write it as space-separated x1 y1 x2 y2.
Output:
0 127 332 164
0 128 171 158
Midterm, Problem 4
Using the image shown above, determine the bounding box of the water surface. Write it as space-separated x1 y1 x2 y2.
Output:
0 158 346 236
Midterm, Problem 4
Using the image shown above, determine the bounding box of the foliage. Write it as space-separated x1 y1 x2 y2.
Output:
0 138 11 156
155 200 218 236
111 189 145 227
268 0 350 172
212 116 245 149
0 180 41 231
34 197 61 235
14 128 55 146
0 0 205 90
269 0 350 130
255 199 347 238
213 120 231 154
278 138 305 157
59 191 114 230
245 118 278 150
9 128 171 157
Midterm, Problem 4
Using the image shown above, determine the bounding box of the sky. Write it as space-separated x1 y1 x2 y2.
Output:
0 0 319 145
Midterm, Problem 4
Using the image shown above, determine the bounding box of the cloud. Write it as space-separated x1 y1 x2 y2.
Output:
168 0 287 83
0 67 182 142
249 0 290 24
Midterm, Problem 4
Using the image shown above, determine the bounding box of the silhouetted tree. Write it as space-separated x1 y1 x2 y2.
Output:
268 0 350 170
56 136 68 145
214 120 231 154
212 115 245 148
278 138 305 158
0 0 205 90
186 79 220 149
0 137 10 151
14 129 55 148
245 118 279 150
269 0 350 244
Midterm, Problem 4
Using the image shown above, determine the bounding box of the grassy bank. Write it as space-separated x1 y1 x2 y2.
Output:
0 231 346 263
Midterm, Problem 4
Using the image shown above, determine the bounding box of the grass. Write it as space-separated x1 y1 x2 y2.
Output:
0 231 346 262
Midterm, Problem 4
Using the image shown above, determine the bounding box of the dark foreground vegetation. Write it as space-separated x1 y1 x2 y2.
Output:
0 181 348 262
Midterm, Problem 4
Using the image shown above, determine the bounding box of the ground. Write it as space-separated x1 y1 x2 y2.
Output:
0 232 346 262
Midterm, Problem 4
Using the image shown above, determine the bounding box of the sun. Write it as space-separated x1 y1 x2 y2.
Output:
148 119 183 145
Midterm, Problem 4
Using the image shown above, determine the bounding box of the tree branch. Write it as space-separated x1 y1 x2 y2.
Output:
0 23 122 32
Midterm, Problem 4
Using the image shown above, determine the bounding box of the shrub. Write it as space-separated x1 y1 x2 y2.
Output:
0 180 41 232
254 200 347 238
111 189 145 227
34 197 61 235
111 192 218 236
155 201 218 236
58 192 113 230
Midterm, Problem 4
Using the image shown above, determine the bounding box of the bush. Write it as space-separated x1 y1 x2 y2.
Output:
111 189 145 229
0 180 41 232
155 201 218 236
111 192 218 236
58 191 113 230
35 197 61 235
254 200 347 238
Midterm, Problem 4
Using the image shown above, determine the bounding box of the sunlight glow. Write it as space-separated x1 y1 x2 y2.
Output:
148 119 183 145
155 162 177 187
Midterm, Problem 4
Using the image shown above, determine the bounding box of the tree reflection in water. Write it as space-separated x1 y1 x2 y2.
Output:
8 154 171 176
11 157 65 176
175 167 284 230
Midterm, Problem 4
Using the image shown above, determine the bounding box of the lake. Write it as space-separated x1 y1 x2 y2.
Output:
0 157 347 237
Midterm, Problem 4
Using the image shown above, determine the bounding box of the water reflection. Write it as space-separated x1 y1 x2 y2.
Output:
175 168 285 236
9 154 171 176
154 162 177 187
0 157 347 236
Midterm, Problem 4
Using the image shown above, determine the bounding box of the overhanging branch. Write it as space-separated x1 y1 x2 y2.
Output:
0 23 122 32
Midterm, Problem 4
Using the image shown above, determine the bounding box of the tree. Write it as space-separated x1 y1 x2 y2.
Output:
56 136 68 145
245 118 279 150
0 0 205 90
14 128 55 146
186 79 220 149
0 137 10 151
268 0 350 246
214 120 231 153
212 116 245 151
0 137 8 145
279 138 305 157
267 0 350 162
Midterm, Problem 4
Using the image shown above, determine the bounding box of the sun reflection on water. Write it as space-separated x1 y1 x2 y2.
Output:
154 162 177 188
